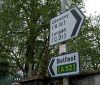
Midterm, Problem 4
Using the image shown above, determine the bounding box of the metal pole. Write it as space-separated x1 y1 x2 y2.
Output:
61 0 66 13
60 0 69 85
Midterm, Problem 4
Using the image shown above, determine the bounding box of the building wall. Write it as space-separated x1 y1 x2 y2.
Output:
69 74 100 85
12 74 100 85
94 74 100 85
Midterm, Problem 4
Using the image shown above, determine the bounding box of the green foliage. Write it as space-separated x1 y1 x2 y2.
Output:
0 53 10 77
68 16 100 73
1 0 99 76
0 0 61 75
0 60 9 77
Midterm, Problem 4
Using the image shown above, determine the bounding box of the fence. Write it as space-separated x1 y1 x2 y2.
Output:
0 73 27 85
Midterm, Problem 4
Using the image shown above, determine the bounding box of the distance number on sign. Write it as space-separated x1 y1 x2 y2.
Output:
57 63 77 74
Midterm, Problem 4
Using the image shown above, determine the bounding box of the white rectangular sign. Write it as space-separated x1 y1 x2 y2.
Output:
48 52 80 77
50 7 84 45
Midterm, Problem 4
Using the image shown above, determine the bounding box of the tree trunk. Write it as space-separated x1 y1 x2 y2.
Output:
28 63 32 77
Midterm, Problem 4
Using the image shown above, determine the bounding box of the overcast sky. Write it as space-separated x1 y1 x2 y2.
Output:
0 0 100 16
84 0 100 16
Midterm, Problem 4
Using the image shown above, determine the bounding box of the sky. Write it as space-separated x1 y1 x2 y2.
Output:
84 0 100 16
0 0 100 16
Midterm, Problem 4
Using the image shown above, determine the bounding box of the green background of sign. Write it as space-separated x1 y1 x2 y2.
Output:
57 63 77 74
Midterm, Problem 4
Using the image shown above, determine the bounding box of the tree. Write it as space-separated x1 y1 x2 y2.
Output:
0 0 61 76
1 0 98 77
68 15 100 73
0 50 10 78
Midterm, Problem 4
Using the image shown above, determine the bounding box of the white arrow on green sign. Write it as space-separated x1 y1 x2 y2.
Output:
48 52 80 77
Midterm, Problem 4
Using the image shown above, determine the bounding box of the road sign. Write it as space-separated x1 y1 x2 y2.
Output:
50 7 84 45
48 52 79 77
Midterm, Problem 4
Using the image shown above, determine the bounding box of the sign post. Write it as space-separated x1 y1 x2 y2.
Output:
48 0 84 85
61 0 69 85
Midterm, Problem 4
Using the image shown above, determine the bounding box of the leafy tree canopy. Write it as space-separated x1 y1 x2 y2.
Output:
0 0 100 76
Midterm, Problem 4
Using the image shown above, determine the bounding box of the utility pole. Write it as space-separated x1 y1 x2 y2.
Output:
61 0 67 13
60 0 69 85
48 0 84 85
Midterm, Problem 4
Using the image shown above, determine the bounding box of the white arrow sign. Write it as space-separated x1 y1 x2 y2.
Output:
50 7 85 46
48 52 79 77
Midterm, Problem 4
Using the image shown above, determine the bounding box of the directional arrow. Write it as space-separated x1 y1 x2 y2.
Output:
50 7 85 46
48 52 80 77
71 7 84 37
49 59 55 75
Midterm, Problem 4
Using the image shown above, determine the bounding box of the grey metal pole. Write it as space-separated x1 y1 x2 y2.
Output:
61 0 66 13
60 0 69 85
